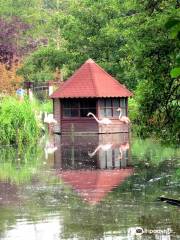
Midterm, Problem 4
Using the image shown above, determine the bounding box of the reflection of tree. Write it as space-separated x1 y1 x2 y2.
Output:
0 207 17 239
0 143 43 184
0 143 44 237
131 138 179 165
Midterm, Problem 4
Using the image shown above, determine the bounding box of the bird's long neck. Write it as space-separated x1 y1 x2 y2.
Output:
118 109 122 120
119 147 123 160
88 145 101 157
88 112 100 123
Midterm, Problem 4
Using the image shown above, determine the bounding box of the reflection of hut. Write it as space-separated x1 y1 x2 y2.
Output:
53 134 133 204
57 169 133 205
50 59 133 134
53 134 131 170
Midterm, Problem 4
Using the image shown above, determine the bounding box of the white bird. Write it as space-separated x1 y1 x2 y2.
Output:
87 112 112 125
44 112 57 124
44 140 58 159
116 108 130 124
88 143 113 157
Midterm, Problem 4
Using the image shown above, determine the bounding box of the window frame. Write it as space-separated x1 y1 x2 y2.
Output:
98 98 127 118
61 99 97 119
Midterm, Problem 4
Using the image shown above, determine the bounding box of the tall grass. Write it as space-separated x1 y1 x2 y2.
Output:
30 98 53 114
0 97 40 145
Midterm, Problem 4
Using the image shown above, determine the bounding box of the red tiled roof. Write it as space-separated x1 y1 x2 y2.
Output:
50 59 133 98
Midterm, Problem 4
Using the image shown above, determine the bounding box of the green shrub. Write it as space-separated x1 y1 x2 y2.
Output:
128 98 139 123
0 97 40 145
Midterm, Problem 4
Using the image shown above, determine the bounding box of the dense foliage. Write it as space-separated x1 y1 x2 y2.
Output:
0 61 23 94
0 17 30 65
0 97 40 145
0 0 179 142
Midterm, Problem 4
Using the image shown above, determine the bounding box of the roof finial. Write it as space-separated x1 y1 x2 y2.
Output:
86 58 94 63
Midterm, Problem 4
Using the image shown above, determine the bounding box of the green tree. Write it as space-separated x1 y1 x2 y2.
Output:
18 46 69 82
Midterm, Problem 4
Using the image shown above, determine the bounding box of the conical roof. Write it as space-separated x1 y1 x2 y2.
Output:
51 59 133 98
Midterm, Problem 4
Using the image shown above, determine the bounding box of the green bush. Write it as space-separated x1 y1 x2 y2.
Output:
0 97 40 145
128 98 139 123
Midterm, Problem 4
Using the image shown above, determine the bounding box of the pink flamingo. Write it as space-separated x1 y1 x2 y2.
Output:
88 142 129 159
87 112 112 125
116 108 130 124
116 142 129 161
88 143 113 157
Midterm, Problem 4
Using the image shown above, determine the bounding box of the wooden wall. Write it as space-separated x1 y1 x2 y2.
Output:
61 119 98 134
53 99 61 133
60 119 129 134
99 120 129 134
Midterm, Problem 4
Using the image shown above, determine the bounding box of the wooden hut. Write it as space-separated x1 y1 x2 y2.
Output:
50 59 133 134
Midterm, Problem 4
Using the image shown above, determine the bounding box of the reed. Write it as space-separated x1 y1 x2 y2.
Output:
0 97 40 145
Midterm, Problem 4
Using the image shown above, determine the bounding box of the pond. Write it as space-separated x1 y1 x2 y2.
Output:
0 134 179 240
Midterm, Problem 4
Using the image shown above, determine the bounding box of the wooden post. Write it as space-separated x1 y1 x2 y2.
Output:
70 123 75 142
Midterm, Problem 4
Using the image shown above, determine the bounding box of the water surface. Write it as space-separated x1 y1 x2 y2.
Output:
0 134 179 240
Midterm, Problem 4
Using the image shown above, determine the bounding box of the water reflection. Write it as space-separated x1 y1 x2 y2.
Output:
52 134 133 204
3 216 60 240
53 133 131 170
0 135 179 240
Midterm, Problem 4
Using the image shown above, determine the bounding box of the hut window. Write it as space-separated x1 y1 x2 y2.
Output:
62 100 79 117
62 99 96 118
99 98 127 117
80 99 96 117
63 108 79 117
120 98 127 116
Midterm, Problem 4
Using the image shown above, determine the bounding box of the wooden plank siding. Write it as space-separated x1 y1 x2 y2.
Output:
60 119 129 134
99 120 129 134
61 119 98 134
53 99 61 133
